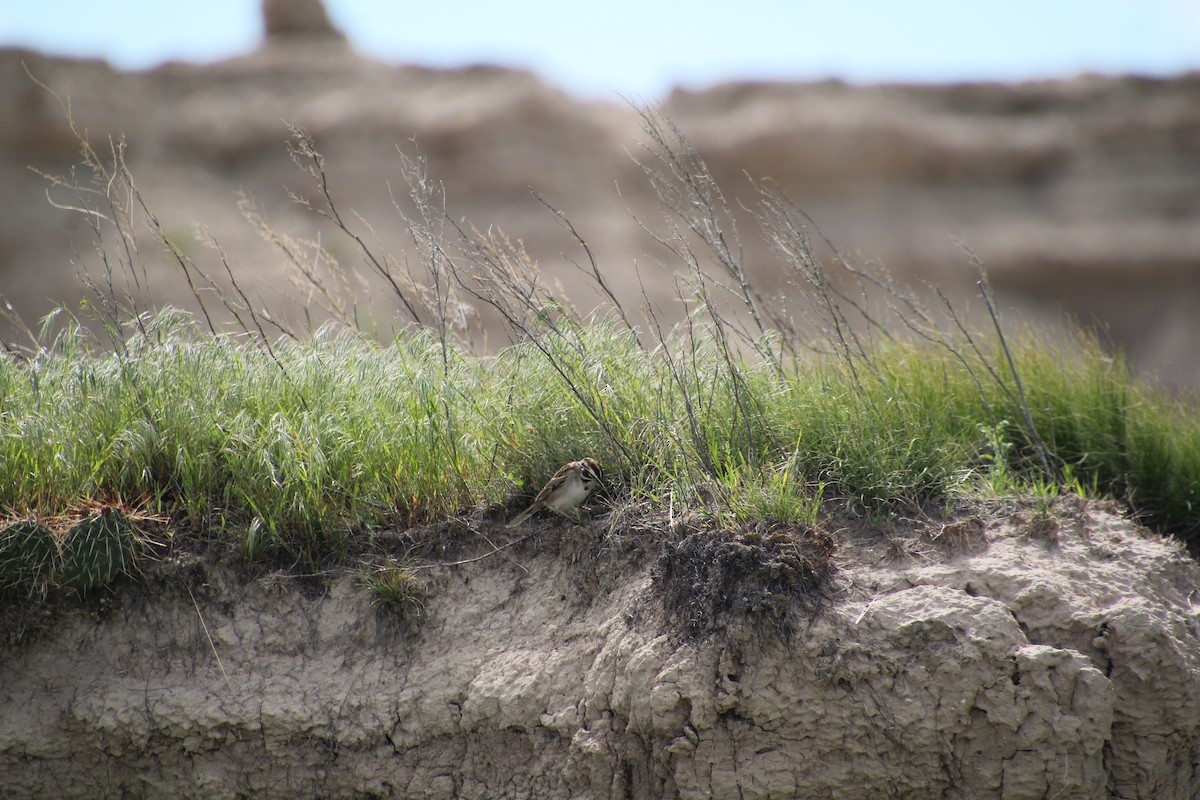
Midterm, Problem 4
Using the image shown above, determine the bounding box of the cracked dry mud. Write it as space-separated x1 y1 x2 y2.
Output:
1 498 1198 798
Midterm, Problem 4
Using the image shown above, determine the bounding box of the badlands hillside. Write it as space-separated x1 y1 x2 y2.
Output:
1 4 1199 386
2 5 1200 799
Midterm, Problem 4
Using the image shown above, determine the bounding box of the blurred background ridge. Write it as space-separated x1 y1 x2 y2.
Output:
1 0 1199 387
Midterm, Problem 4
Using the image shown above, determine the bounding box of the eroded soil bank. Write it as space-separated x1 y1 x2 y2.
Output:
2 499 1198 798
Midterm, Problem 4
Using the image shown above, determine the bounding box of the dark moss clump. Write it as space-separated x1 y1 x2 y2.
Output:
651 524 837 640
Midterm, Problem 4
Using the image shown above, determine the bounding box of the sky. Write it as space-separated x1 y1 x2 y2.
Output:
2 1 1199 100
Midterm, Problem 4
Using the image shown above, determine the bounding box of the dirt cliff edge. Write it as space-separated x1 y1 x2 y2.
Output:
1 500 1197 798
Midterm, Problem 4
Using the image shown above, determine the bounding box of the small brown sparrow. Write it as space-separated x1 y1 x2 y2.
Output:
506 457 603 528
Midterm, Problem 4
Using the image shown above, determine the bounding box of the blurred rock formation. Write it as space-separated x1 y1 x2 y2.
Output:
262 0 346 41
1 6 1197 388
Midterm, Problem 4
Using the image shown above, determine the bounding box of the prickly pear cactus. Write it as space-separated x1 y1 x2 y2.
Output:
57 509 139 591
0 521 59 597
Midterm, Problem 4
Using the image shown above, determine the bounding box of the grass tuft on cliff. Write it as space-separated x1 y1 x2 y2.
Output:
1 105 1198 591
1 311 1196 563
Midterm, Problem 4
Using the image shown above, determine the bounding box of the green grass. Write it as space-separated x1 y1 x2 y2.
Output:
4 107 1198 601
2 307 1197 574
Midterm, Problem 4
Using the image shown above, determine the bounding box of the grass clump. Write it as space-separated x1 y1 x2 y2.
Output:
0 318 502 566
3 312 1195 556
1 99 1197 603
360 557 427 620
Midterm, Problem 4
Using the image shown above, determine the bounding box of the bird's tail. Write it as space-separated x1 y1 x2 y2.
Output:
506 508 535 528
